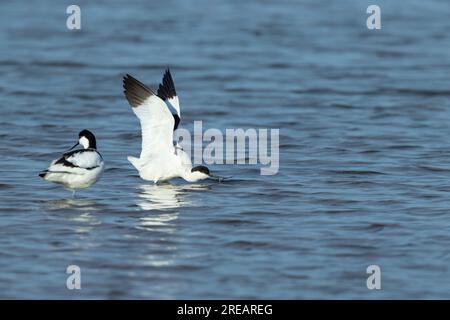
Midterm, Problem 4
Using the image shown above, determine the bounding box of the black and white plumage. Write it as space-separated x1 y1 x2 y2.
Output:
39 130 104 194
123 69 219 183
157 69 180 131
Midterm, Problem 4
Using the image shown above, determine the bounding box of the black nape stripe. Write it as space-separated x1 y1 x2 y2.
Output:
79 129 97 150
123 74 154 108
191 165 210 175
157 68 177 101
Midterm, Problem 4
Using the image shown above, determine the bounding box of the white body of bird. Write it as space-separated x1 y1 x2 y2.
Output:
127 145 200 183
123 70 213 183
43 151 104 189
39 130 104 192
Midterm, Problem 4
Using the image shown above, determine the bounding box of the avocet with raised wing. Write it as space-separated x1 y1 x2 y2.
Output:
123 69 219 183
39 130 104 196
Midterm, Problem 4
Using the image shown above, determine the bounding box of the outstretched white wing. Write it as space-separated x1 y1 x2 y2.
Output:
157 68 181 131
123 74 175 160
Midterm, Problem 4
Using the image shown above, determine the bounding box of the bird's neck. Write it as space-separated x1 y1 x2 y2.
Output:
180 169 200 182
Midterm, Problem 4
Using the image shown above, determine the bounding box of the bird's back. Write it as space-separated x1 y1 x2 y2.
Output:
41 149 104 189
131 146 192 183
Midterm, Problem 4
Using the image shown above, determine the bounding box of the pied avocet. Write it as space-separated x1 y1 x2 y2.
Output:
123 69 221 183
39 129 104 196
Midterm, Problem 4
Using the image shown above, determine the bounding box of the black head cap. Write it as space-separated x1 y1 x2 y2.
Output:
79 129 97 149
191 165 210 175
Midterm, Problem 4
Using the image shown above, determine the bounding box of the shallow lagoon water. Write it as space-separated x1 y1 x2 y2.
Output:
1 0 450 298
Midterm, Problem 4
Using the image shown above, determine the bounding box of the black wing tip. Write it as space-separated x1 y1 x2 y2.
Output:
157 68 177 101
39 171 47 178
123 74 154 108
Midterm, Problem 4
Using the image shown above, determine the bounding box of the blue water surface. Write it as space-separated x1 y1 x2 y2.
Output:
0 0 450 299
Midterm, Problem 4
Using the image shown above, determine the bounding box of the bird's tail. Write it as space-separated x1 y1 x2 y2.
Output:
127 156 141 170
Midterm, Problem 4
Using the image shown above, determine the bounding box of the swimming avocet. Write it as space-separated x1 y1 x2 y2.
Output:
39 129 104 196
123 69 220 183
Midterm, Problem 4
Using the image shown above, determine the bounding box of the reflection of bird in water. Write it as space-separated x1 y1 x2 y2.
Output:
42 198 102 233
44 198 100 212
136 183 209 211
136 184 209 232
